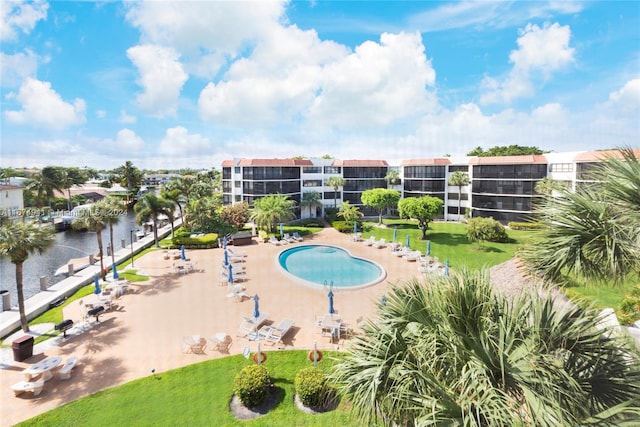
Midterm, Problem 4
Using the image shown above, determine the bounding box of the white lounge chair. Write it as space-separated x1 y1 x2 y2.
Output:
237 313 269 337
259 319 295 345
372 238 387 249
226 248 247 257
268 236 283 246
403 251 422 262
292 232 304 242
58 356 78 380
11 380 45 397
283 233 297 243
362 236 376 246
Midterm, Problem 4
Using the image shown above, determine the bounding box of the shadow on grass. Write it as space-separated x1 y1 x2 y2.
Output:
469 246 504 253
424 232 469 247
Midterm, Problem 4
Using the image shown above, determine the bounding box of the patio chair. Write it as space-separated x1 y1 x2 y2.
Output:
362 236 376 246
183 336 207 354
283 233 297 243
227 248 248 257
237 313 270 337
268 236 283 246
292 232 304 242
259 319 295 345
403 251 422 262
208 333 232 352
372 238 386 249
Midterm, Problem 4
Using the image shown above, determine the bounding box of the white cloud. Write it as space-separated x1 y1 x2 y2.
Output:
481 22 575 104
0 49 40 87
119 109 137 124
606 78 640 114
3 77 86 128
127 44 188 117
112 128 145 152
96 110 106 119
159 126 211 156
1 0 48 41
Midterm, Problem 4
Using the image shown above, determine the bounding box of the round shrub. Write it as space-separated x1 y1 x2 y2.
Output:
467 217 509 244
233 365 271 407
295 367 327 407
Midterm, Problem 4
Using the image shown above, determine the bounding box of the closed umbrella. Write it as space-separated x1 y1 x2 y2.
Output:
405 235 410 248
279 223 284 237
227 264 234 284
353 222 357 233
222 235 227 250
93 274 101 295
253 294 260 319
393 228 397 243
427 240 431 256
328 290 335 314
112 262 119 280
223 250 229 267
181 245 186 260
444 259 449 276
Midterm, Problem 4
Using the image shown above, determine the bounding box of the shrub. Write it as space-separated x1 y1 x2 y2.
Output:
233 364 271 407
174 227 191 238
330 220 353 233
508 221 544 230
258 230 269 243
467 217 509 245
295 367 327 407
171 233 218 248
619 285 640 325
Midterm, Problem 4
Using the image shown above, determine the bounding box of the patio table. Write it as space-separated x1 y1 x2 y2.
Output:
21 356 62 381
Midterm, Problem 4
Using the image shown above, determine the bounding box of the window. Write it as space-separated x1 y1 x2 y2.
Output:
447 193 468 201
222 168 231 179
404 166 446 179
448 165 468 172
234 195 242 202
303 166 322 173
549 163 573 172
303 180 322 187
234 167 241 174
324 166 341 174
234 181 241 188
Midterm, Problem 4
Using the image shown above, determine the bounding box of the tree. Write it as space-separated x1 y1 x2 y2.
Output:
299 191 323 219
384 169 400 186
134 193 174 248
220 202 250 229
250 194 295 233
397 196 443 240
61 167 89 210
0 222 55 332
72 204 109 280
26 166 64 208
522 148 640 283
361 189 400 224
466 217 509 247
185 196 224 233
114 161 142 200
100 197 125 264
160 186 183 233
534 177 562 196
326 176 346 208
467 145 546 157
447 171 470 221
333 269 640 426
337 200 363 225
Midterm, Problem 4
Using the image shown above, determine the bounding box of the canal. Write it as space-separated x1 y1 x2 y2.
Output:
0 211 140 305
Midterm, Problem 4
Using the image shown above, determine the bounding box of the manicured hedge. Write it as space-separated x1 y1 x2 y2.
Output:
508 221 544 230
171 233 218 249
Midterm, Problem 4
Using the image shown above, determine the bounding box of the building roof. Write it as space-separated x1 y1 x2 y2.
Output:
0 184 23 191
223 159 314 167
332 159 389 167
573 148 640 162
468 155 547 165
400 158 451 166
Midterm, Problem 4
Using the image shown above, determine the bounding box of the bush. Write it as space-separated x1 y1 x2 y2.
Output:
619 285 640 325
330 220 353 233
467 217 509 244
508 221 544 230
171 233 218 249
258 230 269 243
174 227 192 238
295 367 329 407
233 364 271 407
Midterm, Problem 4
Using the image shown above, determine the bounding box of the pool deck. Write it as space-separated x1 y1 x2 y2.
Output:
0 226 433 426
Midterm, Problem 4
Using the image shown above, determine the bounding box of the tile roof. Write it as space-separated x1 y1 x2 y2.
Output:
222 159 314 166
468 155 547 165
573 148 640 162
0 185 23 190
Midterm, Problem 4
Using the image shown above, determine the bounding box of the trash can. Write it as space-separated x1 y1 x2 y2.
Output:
0 290 10 312
12 335 34 362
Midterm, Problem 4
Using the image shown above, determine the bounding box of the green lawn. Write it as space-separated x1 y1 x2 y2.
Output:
361 219 533 271
17 351 361 427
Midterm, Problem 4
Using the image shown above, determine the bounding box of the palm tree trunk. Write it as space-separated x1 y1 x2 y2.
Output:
97 231 105 280
16 262 29 332
457 187 462 222
109 223 115 264
153 220 159 247
67 188 72 211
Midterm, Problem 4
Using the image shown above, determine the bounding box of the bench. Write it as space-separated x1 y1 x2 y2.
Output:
54 319 74 337
87 306 105 322
58 356 79 380
11 380 45 397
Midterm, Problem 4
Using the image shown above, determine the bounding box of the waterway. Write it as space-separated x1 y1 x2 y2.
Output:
0 211 140 305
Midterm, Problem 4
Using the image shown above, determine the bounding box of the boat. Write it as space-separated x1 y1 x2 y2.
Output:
136 229 146 239
61 203 95 228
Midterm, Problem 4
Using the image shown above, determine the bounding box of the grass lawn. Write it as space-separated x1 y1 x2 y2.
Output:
360 219 534 271
17 351 361 427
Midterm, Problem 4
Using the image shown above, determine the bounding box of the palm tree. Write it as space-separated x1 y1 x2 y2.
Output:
299 191 323 219
160 186 182 233
0 222 55 332
26 166 64 208
522 148 640 283
72 204 109 280
326 176 346 208
337 200 363 225
134 193 173 247
100 197 125 264
332 269 640 426
250 194 295 233
447 171 469 221
384 169 400 186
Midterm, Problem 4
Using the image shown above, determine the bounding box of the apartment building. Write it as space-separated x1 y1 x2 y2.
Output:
221 150 631 224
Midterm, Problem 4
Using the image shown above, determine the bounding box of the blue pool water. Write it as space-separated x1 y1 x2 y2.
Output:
278 245 385 288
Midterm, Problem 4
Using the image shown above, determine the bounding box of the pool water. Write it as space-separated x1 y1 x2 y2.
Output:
278 245 385 288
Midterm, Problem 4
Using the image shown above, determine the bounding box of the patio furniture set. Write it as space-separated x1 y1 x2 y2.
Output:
11 355 79 397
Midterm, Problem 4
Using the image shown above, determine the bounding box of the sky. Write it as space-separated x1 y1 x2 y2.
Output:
1 1 638 171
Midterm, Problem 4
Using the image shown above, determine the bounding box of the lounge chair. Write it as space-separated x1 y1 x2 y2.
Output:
283 233 297 243
226 248 247 257
362 236 376 246
393 247 410 257
183 336 207 354
11 380 45 397
403 251 422 262
372 238 386 249
259 319 295 345
226 290 251 302
237 313 269 337
268 236 283 246
58 356 78 380
292 232 304 242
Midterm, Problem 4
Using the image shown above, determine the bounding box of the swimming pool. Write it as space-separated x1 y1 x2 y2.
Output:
278 245 386 289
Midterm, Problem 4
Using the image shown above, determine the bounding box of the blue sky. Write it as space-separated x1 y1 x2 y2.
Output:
1 1 638 170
